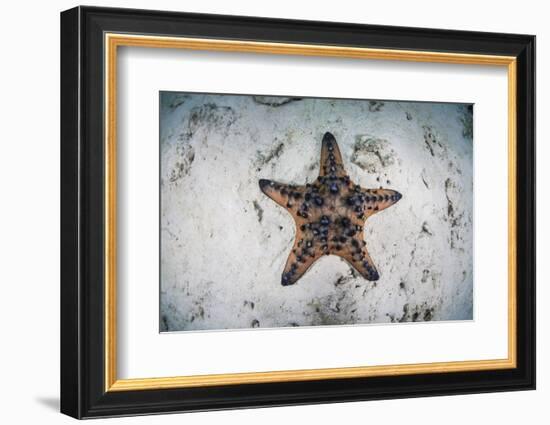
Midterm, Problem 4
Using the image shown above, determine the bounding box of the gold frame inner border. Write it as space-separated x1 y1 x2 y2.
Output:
104 33 518 392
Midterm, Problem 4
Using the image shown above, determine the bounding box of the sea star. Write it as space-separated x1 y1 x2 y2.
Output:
259 132 402 286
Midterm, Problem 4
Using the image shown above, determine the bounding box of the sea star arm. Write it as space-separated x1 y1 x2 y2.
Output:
258 179 307 210
361 188 402 218
280 236 322 286
340 243 380 281
319 132 347 177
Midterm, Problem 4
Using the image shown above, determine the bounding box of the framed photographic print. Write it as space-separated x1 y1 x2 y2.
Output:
60 6 535 419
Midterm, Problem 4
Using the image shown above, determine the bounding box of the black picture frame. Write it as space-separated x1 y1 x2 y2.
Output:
61 5 535 419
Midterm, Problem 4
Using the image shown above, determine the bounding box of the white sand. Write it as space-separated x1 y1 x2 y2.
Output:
159 93 473 331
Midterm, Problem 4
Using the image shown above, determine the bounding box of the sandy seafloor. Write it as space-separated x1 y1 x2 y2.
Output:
159 92 474 332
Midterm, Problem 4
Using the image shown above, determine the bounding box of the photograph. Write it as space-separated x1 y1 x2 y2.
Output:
56 3 536 420
159 92 474 332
